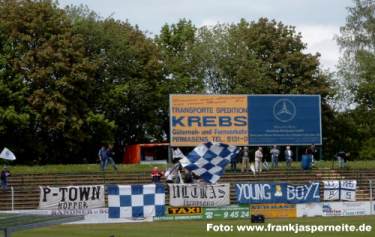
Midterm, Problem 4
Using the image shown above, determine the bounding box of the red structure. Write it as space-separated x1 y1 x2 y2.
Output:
122 143 169 164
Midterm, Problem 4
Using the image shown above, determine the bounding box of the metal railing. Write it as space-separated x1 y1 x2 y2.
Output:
370 180 374 215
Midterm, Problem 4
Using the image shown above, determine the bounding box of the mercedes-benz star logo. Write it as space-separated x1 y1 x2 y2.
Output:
273 98 296 122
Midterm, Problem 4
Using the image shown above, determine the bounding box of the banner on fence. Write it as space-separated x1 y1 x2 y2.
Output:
169 183 230 207
154 215 204 221
204 206 250 220
235 182 320 204
168 207 203 215
108 184 165 219
250 203 296 218
322 201 371 217
156 206 249 221
39 185 105 210
323 180 357 201
296 203 323 217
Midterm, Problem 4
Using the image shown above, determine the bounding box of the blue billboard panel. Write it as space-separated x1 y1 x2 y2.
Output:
235 182 320 204
248 95 321 145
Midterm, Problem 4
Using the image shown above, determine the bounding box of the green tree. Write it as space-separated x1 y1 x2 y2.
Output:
155 19 205 94
196 23 267 94
197 18 331 96
154 19 206 138
157 18 335 157
0 0 107 163
337 0 375 159
197 19 335 158
67 5 165 157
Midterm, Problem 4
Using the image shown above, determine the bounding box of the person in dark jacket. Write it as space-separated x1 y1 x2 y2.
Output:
105 144 118 171
336 151 349 168
1 167 10 191
230 152 238 172
98 145 107 171
183 169 193 183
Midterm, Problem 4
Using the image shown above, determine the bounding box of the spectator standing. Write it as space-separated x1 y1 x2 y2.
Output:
270 145 280 168
230 152 238 172
336 151 349 168
241 147 250 173
306 144 317 164
164 163 180 183
285 146 293 169
183 169 193 183
255 147 263 174
105 144 118 171
98 145 108 172
151 166 163 183
1 167 10 191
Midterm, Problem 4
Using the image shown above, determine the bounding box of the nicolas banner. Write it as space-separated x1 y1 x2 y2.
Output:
169 183 230 207
39 185 105 210
236 182 320 204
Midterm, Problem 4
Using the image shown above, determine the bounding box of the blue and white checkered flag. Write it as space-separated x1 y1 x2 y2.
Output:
108 184 165 219
179 142 240 184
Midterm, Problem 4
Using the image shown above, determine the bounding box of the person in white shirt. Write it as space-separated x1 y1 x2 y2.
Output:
255 147 263 173
285 146 293 169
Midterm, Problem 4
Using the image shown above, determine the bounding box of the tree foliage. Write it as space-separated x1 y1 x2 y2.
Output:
337 0 375 159
157 19 334 149
196 18 331 97
0 0 101 163
67 5 166 151
0 1 343 163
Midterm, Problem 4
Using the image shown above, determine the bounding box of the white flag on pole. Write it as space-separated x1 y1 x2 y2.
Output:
173 148 186 160
0 147 16 161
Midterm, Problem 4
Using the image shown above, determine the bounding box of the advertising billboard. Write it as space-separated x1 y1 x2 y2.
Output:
248 95 321 145
170 94 321 146
170 95 248 146
250 203 296 218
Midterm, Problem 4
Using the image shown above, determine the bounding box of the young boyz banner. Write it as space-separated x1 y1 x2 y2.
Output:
236 182 320 204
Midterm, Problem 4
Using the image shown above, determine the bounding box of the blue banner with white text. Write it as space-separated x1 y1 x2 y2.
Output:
235 182 320 204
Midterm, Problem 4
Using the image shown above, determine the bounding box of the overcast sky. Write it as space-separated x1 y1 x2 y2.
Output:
58 0 354 71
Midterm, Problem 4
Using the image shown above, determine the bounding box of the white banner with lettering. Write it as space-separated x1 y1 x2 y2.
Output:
297 201 371 217
39 185 105 210
323 180 356 201
169 183 230 207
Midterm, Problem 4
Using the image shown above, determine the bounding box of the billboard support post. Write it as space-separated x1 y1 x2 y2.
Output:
370 180 373 215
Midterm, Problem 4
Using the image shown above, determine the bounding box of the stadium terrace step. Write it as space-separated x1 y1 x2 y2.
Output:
0 169 374 210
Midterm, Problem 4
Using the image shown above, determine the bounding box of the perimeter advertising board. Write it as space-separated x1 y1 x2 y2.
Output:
250 203 296 218
155 206 249 221
170 94 321 146
204 206 250 220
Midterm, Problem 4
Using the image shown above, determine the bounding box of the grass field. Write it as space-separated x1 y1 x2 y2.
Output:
9 216 375 237
3 160 375 175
